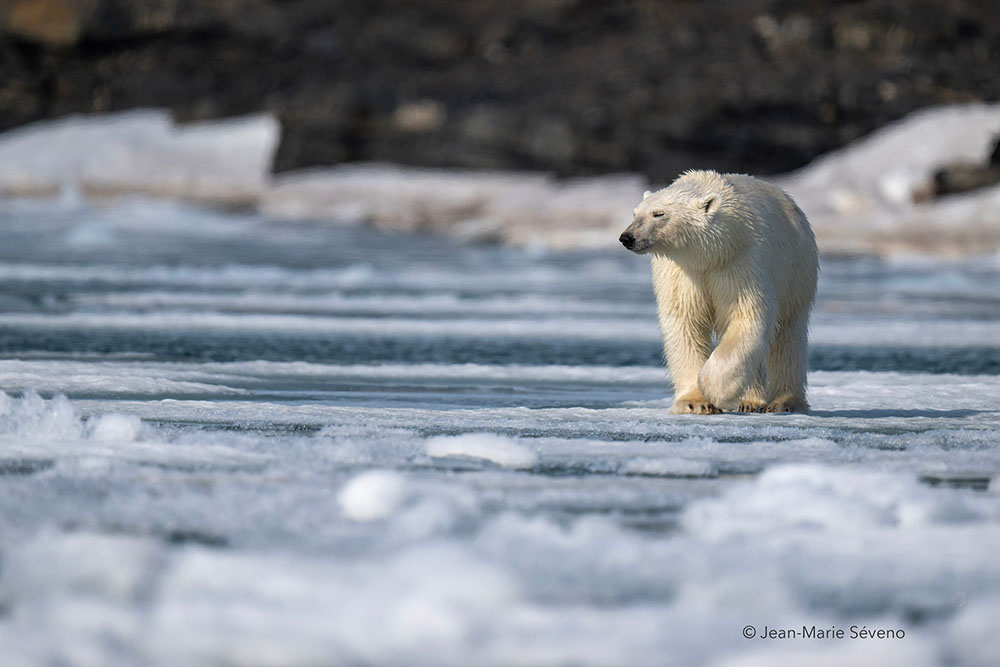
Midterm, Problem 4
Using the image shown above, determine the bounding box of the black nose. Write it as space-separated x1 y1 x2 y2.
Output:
619 232 635 249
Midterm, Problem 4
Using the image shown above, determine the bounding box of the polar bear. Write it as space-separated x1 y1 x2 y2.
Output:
619 170 817 414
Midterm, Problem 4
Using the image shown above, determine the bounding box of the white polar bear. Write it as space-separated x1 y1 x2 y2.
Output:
619 170 818 414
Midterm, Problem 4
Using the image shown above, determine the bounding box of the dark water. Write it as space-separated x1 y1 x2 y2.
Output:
2 326 999 374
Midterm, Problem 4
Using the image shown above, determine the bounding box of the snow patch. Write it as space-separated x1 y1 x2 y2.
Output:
712 635 935 667
338 470 408 521
783 103 1000 216
780 102 1000 256
947 595 1000 667
1 532 158 603
426 433 539 470
260 164 646 249
1 391 142 443
0 110 278 205
0 392 269 472
683 464 983 541
0 391 81 440
620 457 717 477
87 414 144 442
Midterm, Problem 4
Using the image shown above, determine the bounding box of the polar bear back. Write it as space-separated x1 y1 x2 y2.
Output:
711 172 817 317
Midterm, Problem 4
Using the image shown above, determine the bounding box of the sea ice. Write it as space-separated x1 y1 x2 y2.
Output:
0 176 999 665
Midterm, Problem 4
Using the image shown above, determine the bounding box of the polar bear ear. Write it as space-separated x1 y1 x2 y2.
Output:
642 190 652 200
699 194 720 216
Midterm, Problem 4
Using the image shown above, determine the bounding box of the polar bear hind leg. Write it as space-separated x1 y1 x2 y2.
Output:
765 309 810 413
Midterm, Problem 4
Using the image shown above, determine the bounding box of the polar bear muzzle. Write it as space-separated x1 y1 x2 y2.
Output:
619 217 653 253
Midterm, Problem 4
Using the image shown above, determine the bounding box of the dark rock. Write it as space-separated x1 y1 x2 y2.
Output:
928 135 1000 199
933 163 1000 197
1 0 999 181
0 0 97 45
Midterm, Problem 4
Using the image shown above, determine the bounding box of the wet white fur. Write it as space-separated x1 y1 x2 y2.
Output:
622 170 818 413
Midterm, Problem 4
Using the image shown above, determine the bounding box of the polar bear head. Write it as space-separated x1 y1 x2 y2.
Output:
618 170 733 258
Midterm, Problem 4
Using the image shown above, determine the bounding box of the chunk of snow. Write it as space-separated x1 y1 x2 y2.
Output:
0 390 81 440
426 433 538 469
338 470 408 521
620 457 717 477
87 414 143 442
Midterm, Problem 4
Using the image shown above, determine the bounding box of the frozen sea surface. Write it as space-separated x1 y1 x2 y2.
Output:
1 197 1000 666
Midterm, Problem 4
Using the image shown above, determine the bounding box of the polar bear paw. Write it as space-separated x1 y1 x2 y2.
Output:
737 400 768 413
671 392 722 414
765 395 808 413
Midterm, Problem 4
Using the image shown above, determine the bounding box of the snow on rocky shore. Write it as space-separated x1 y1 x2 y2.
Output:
1 103 998 255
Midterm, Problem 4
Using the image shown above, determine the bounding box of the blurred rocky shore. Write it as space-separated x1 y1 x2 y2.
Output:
1 0 998 181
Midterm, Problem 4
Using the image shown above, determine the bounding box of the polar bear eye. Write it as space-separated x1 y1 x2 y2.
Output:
651 210 665 218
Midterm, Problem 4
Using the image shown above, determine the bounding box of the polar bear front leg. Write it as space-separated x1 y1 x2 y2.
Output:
698 292 773 412
665 315 718 414
653 267 717 414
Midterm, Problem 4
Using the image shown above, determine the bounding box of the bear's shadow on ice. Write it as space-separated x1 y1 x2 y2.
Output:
808 408 987 419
